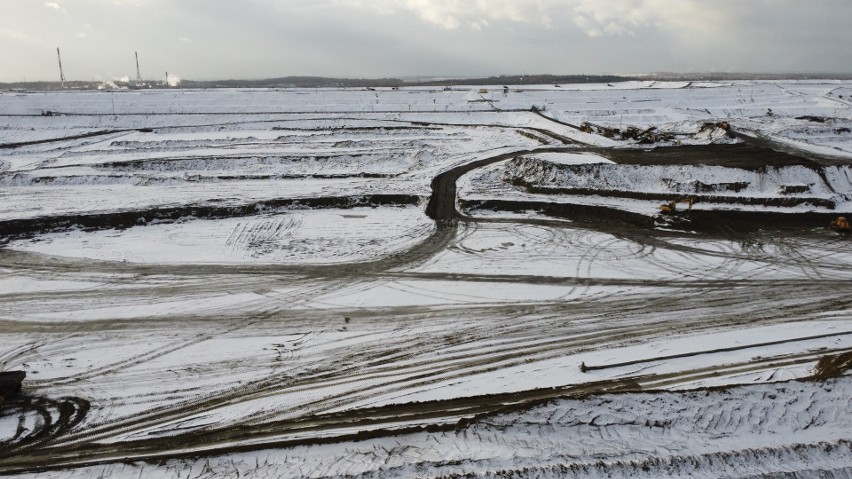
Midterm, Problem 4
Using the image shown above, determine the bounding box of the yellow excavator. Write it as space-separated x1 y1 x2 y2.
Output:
659 197 695 214
830 216 851 234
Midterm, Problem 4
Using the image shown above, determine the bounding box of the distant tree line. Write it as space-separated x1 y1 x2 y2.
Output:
4 72 852 91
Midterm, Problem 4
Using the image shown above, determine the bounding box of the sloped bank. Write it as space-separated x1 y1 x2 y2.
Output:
503 154 852 211
457 144 852 233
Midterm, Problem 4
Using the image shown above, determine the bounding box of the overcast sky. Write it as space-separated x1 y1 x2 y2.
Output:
1 0 850 82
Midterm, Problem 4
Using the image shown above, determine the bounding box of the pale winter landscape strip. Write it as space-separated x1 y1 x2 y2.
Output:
1 80 851 477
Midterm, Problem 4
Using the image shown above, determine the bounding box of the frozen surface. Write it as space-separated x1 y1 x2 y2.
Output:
1 82 851 478
8 207 434 265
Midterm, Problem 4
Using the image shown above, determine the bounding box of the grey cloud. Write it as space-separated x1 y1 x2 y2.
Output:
0 0 850 82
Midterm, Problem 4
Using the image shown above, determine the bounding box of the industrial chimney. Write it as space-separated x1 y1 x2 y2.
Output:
57 48 66 84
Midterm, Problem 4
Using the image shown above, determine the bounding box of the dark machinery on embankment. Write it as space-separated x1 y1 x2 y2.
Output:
0 371 26 407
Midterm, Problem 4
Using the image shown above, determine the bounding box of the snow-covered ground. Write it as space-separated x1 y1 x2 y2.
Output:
20 377 849 478
7 207 434 265
1 81 851 478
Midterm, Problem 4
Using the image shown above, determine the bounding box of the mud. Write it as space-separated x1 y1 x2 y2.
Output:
461 199 655 230
0 395 90 458
425 146 575 222
813 351 852 380
463 198 847 234
593 143 835 169
504 181 837 209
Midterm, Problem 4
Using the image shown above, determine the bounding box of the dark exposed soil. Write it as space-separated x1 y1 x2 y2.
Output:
507 182 837 210
463 198 847 235
0 195 421 241
812 351 852 380
461 199 655 230
590 143 838 169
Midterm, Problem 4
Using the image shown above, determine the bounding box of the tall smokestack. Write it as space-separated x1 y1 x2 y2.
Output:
57 48 66 83
135 51 141 81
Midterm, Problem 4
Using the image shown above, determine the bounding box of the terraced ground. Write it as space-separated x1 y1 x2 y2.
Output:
1 81 851 477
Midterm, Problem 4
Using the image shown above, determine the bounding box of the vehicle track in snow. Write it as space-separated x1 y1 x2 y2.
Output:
1 352 846 474
1 100 851 476
2 277 849 471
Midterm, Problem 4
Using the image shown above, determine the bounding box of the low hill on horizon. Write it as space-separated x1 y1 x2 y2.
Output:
3 72 851 91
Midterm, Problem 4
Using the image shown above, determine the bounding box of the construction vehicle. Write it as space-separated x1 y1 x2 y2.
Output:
0 371 26 407
830 216 851 234
659 198 695 214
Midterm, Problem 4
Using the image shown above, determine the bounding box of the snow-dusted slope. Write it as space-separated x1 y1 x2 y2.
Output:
503 155 852 210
